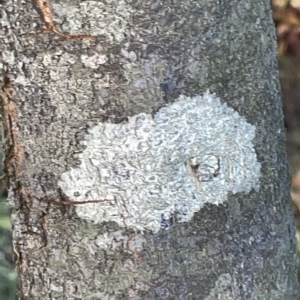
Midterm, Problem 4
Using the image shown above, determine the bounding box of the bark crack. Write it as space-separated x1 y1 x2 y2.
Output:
33 0 96 40
0 72 24 179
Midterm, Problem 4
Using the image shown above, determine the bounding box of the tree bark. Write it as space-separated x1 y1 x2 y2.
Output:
1 0 299 299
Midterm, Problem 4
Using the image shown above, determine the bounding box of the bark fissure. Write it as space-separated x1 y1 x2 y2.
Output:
33 0 96 40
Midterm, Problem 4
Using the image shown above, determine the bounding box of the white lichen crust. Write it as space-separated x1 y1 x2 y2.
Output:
58 92 260 232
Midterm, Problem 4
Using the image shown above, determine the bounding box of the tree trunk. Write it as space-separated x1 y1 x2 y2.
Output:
1 0 299 299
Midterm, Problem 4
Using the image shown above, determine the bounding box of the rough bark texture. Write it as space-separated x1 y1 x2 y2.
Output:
0 0 299 299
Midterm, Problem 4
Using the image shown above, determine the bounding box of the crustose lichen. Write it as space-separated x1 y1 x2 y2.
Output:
58 92 261 232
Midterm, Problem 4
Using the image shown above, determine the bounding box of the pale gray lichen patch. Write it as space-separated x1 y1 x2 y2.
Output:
204 274 237 300
53 0 133 43
58 92 260 232
95 231 145 253
81 53 108 69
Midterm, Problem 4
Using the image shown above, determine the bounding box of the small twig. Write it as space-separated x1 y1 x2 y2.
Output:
33 0 96 40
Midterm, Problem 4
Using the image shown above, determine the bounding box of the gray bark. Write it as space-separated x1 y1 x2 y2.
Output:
0 0 299 299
